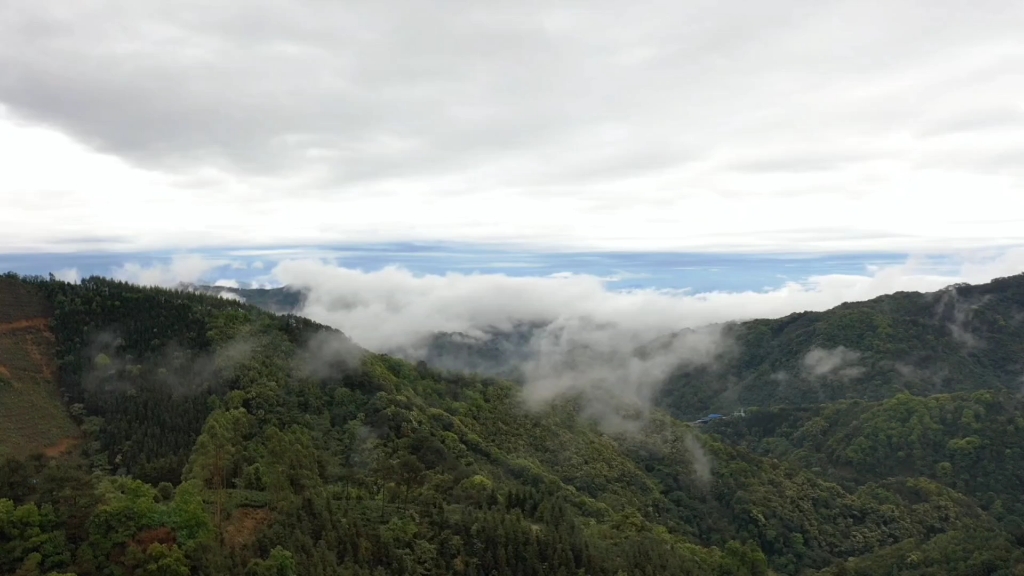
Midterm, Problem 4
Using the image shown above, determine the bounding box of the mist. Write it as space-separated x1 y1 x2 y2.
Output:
88 250 1024 427
294 329 367 381
683 432 713 488
517 320 728 423
270 255 1024 425
933 287 988 349
82 329 258 397
272 253 1024 355
802 346 864 380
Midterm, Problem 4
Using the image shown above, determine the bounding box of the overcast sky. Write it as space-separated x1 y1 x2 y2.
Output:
2 0 1023 254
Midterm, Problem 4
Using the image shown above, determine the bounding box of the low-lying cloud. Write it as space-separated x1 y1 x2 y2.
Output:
83 330 257 397
74 248 1024 427
684 432 713 488
113 254 232 287
932 287 988 349
802 346 864 380
517 319 727 425
295 330 366 381
274 251 1024 354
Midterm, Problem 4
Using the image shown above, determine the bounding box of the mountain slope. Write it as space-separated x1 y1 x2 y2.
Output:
710 390 1024 525
2 274 1024 575
1 275 771 575
350 273 1024 419
0 275 78 457
185 283 307 314
662 274 1024 418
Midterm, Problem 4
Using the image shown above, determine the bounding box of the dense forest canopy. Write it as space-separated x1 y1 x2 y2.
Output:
2 271 1024 575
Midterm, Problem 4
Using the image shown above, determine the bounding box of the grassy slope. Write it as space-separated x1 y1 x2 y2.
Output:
0 278 78 457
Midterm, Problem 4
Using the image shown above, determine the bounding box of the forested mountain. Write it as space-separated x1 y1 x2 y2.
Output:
183 284 307 315
389 274 1024 420
662 274 1024 418
2 272 1024 575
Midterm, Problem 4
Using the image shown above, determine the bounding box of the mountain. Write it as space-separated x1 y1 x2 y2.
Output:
365 274 1024 420
660 274 1024 418
182 283 308 314
2 272 1024 575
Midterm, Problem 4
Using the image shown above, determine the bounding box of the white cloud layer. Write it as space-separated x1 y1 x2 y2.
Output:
273 248 1024 352
112 254 231 287
1 1 1023 253
83 247 1024 352
60 248 1024 422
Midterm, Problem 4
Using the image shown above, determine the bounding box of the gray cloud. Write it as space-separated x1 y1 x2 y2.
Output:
726 149 880 175
2 0 1023 199
918 106 1024 138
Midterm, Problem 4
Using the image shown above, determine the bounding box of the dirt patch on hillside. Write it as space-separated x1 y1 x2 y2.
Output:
42 436 81 458
0 280 75 458
0 318 50 334
224 508 273 550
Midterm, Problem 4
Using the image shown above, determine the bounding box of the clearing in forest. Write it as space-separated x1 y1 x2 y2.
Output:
0 278 79 458
224 508 273 551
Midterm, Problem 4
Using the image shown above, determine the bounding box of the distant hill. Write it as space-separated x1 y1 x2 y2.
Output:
661 273 1024 418
371 273 1024 420
181 282 307 314
187 273 1024 419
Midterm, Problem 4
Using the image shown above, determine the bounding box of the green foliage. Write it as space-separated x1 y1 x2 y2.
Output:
3 272 1024 575
660 274 1024 417
245 546 297 576
123 543 190 576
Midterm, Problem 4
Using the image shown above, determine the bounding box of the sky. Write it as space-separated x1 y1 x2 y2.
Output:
2 1 1024 347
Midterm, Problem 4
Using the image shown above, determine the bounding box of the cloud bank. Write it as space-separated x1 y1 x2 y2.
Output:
275 250 1024 353
272 250 1023 419
1 1 1023 253
69 248 1024 425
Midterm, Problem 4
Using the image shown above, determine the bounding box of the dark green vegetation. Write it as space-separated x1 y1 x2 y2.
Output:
2 272 1024 575
709 390 1024 575
663 275 1024 418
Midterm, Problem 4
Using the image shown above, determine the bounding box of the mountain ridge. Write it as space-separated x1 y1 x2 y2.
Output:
234 272 1023 420
3 271 1024 574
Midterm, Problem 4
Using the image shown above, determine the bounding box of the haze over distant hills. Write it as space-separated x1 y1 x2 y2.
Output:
197 271 1024 423
181 282 308 314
